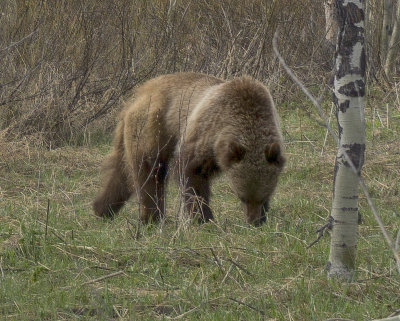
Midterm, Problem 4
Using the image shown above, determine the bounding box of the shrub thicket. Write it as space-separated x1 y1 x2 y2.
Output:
0 0 389 145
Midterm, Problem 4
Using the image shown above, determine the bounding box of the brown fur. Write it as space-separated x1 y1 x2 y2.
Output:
93 72 285 225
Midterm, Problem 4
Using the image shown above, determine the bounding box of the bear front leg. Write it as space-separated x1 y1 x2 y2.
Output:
136 160 167 224
183 170 214 223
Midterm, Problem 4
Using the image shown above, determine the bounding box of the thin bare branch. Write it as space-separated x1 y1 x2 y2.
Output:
324 315 400 321
372 316 400 321
0 29 37 53
81 270 125 286
227 297 266 316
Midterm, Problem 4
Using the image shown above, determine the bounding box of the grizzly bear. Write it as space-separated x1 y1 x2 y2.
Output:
93 72 285 226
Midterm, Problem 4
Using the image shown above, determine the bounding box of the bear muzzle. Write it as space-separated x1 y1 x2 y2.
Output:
243 202 267 226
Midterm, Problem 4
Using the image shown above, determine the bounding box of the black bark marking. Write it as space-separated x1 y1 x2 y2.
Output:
338 100 350 113
333 91 338 107
343 195 358 200
335 2 365 79
340 207 358 212
345 2 364 24
332 93 344 137
342 143 366 172
338 123 343 138
333 217 345 224
338 79 365 97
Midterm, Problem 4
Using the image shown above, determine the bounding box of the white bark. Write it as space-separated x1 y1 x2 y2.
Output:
328 0 366 280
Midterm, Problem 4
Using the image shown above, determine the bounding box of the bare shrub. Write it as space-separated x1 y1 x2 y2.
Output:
0 0 383 146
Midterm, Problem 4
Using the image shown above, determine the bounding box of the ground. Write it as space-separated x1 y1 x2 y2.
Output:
1 98 399 320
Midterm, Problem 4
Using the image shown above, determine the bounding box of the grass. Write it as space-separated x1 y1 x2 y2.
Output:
1 98 400 320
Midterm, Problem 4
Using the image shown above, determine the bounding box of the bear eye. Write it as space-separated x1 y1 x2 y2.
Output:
239 197 247 203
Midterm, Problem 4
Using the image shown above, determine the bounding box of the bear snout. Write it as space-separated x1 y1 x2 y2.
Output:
243 202 266 226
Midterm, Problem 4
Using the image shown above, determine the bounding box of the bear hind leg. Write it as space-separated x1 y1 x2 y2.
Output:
136 159 168 224
93 157 132 218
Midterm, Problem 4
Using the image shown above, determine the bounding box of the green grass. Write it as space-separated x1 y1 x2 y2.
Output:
1 101 400 320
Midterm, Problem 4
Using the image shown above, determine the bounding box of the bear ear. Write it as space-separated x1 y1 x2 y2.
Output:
265 143 284 166
224 142 246 166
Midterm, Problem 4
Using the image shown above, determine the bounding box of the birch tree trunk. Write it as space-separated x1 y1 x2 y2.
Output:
327 0 366 280
324 0 339 48
384 0 400 81
381 0 394 62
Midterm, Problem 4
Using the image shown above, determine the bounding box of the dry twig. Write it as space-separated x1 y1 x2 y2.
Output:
227 297 266 316
81 270 125 286
307 216 334 249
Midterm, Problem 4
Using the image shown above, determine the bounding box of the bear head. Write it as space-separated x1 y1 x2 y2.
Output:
215 138 285 226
